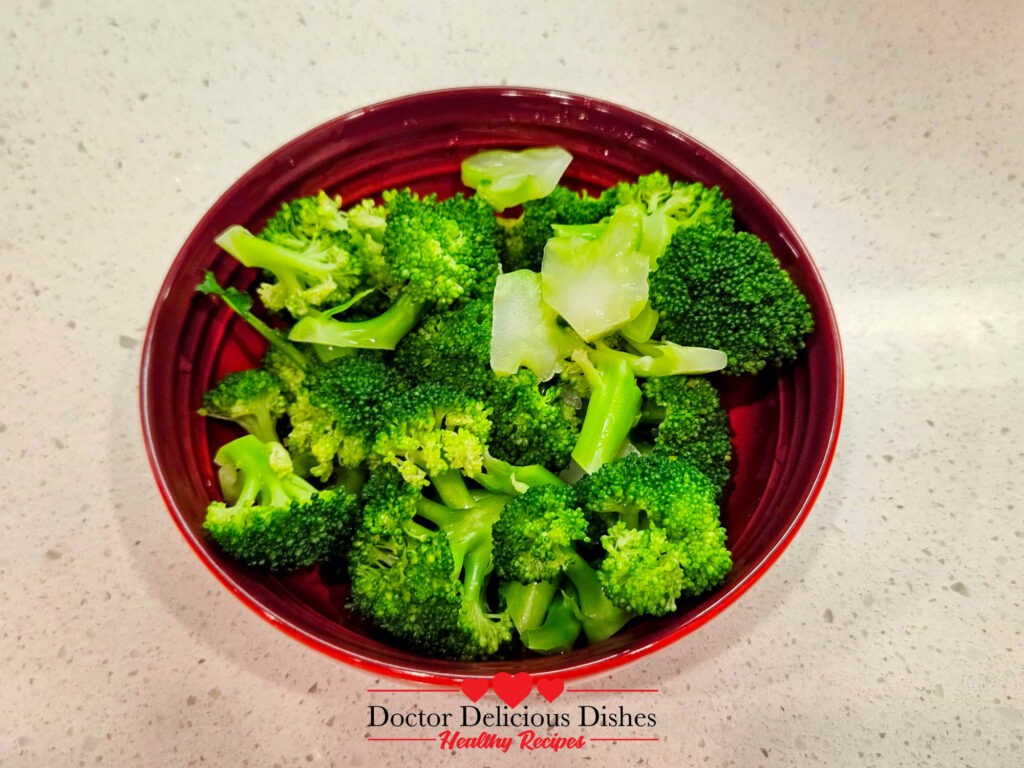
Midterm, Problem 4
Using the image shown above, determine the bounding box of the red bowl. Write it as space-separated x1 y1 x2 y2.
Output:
140 87 843 683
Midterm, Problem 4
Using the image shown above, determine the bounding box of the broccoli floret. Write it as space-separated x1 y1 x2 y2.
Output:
370 383 492 494
609 172 734 264
649 226 815 375
203 435 357 571
348 467 512 659
212 192 389 319
287 191 501 353
285 353 410 483
500 185 617 272
638 375 733 495
199 368 288 444
493 484 633 648
575 453 732 615
394 299 580 470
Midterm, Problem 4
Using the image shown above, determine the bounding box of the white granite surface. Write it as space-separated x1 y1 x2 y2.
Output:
2 1 1021 766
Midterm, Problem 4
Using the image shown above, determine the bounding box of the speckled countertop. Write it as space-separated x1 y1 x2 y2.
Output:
2 2 1021 766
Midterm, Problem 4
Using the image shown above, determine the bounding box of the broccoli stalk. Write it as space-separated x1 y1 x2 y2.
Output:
569 351 642 475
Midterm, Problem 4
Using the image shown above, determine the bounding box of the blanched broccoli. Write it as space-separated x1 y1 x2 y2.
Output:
213 191 388 319
203 435 358 571
370 382 492 495
199 368 288 444
348 466 512 659
288 191 501 352
638 375 733 495
493 484 634 650
649 226 814 375
284 352 410 483
609 172 734 264
575 453 732 615
394 298 580 470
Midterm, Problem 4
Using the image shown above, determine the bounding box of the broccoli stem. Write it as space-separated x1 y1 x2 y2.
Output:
197 272 310 371
520 591 583 654
504 580 559 634
475 454 566 495
430 469 477 510
288 292 425 351
564 553 634 643
215 225 335 292
570 353 642 475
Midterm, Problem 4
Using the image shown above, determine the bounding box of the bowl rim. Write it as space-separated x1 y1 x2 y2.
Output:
140 85 845 684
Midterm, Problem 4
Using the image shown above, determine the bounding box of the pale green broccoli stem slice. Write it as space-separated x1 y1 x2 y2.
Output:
490 269 579 382
589 338 728 377
196 272 310 372
540 204 650 342
474 454 565 496
570 352 642 475
287 292 425 351
461 146 573 212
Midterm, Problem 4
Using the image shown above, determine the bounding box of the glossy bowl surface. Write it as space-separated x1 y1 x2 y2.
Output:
140 87 843 683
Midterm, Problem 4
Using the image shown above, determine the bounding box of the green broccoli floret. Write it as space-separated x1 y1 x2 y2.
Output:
638 375 733 495
394 299 580 470
500 184 617 272
199 368 288 444
575 453 732 615
348 467 513 660
649 226 815 375
212 191 388 319
493 484 633 649
203 435 358 571
370 382 492 496
609 172 734 264
284 353 410 483
288 191 501 352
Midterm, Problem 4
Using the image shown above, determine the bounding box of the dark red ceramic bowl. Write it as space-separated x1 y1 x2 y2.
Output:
140 87 843 684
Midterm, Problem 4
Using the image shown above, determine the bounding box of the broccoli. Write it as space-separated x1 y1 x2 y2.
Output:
288 190 501 352
568 349 643 475
213 191 388 319
370 382 492 498
394 298 580 470
575 453 732 615
348 466 512 659
608 172 734 264
203 435 358 571
638 375 733 495
500 184 616 272
649 226 815 375
198 368 288 444
492 484 633 649
284 352 410 483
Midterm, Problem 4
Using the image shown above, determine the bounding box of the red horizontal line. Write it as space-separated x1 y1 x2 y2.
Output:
589 737 661 742
367 737 438 742
366 688 459 693
565 688 661 693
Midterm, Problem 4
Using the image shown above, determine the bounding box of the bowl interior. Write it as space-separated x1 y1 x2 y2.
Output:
140 87 843 683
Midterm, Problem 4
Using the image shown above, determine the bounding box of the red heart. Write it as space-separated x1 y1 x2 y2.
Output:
491 672 533 708
535 677 565 703
460 678 490 702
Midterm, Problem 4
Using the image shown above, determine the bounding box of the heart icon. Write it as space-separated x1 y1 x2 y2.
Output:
491 672 533 708
460 678 490 703
535 677 565 703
